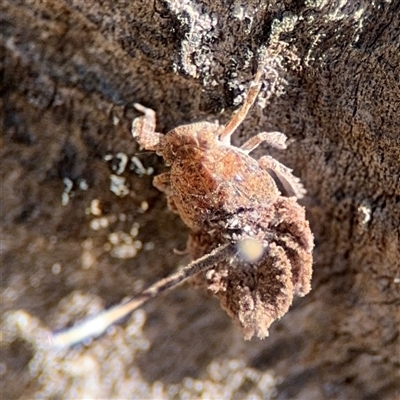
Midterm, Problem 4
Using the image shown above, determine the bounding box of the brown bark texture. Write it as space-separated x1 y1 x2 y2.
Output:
1 1 399 399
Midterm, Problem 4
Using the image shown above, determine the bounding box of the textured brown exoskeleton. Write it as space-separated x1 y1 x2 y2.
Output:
51 62 313 347
132 63 313 339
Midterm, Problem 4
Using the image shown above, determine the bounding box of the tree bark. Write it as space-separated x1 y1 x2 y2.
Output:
1 1 399 399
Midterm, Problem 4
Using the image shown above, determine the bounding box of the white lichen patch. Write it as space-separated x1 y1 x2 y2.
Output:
139 201 149 213
81 239 96 269
114 153 129 175
1 302 278 400
89 214 119 231
78 179 88 190
1 303 154 400
107 231 142 259
357 203 372 226
61 177 74 206
62 178 89 205
51 263 62 275
130 222 140 238
356 201 372 235
175 358 277 399
81 249 96 270
130 156 154 176
112 115 120 126
109 174 129 197
86 204 144 259
87 199 102 216
105 153 131 175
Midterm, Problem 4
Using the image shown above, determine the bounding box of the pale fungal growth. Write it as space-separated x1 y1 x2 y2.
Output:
51 58 313 347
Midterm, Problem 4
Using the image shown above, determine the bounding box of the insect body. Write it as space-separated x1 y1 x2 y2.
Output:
132 63 313 339
51 62 313 347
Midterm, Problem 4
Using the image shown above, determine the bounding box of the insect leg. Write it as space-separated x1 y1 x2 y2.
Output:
258 155 306 199
132 103 164 152
153 172 180 213
240 131 288 153
219 63 264 144
153 172 171 194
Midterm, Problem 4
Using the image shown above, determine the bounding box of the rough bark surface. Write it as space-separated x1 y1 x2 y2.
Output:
1 1 399 399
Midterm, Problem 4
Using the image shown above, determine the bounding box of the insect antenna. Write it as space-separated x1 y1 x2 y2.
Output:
50 243 236 348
